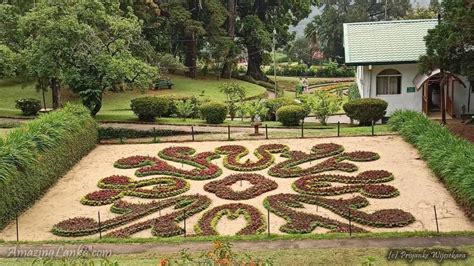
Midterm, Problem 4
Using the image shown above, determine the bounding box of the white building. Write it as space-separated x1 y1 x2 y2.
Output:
343 19 473 118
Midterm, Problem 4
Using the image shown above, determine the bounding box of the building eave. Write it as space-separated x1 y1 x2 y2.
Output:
345 61 418 66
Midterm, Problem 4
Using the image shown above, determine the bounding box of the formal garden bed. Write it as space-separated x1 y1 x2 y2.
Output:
0 136 472 241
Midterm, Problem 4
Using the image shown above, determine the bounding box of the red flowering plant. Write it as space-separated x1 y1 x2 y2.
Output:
292 170 399 198
194 203 266 236
114 146 222 180
268 143 380 178
215 144 288 171
263 193 414 234
81 175 190 206
204 173 278 200
52 194 211 238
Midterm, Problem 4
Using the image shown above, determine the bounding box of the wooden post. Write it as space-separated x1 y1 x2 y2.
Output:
183 209 187 237
441 71 447 124
267 209 270 237
153 127 157 142
434 205 439 233
227 125 231 140
191 126 195 141
337 122 340 137
98 211 102 239
15 213 19 243
265 124 268 139
371 120 375 136
348 208 352 237
301 121 304 138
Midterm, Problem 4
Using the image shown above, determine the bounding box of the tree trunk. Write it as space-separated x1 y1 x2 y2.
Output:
185 32 197 78
51 77 61 109
221 0 236 79
246 45 270 82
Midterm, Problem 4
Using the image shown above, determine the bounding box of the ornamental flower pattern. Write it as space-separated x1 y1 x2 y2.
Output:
81 175 190 206
53 143 415 238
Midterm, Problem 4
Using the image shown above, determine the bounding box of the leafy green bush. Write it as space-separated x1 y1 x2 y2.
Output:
130 96 170 121
276 105 307 126
264 98 296 121
0 104 97 229
343 98 388 126
200 102 228 124
15 98 42 116
388 111 474 216
307 91 342 125
163 96 203 119
348 83 361 100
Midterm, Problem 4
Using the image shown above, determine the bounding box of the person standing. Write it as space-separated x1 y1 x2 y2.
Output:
303 77 309 93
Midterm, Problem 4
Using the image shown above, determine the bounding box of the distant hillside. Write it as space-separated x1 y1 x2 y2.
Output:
290 0 431 36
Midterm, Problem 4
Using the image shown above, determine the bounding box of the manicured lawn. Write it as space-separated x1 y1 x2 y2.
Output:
1 245 472 265
0 75 267 117
271 76 354 91
0 129 11 138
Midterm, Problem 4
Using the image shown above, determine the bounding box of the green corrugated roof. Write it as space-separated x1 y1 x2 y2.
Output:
343 19 438 65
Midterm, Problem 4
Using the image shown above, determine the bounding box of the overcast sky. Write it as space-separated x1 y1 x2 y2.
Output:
290 0 432 36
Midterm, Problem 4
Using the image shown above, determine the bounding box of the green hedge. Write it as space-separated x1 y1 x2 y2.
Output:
0 104 98 229
99 127 194 140
343 98 388 126
200 102 228 124
388 111 474 217
276 105 307 126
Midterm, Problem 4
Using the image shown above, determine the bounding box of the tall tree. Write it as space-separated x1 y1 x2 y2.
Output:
305 0 412 63
236 0 316 82
220 0 237 78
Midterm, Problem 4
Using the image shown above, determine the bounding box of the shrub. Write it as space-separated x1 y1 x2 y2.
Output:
264 98 296 121
15 98 42 116
130 96 170 121
348 83 361 100
343 98 388 126
276 105 307 126
175 100 194 121
98 127 192 140
200 102 228 124
163 96 203 118
388 111 474 216
307 91 342 125
0 104 97 229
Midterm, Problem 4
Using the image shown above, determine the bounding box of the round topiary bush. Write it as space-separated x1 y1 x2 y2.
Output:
343 98 388 126
200 102 228 124
15 98 42 116
130 96 170 122
276 105 307 126
264 98 297 121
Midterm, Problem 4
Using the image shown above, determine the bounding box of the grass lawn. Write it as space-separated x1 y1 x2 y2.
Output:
0 75 267 117
1 245 472 265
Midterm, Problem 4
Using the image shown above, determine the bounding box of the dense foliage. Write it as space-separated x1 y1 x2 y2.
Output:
0 104 97 229
343 98 388 126
130 96 170 121
388 111 474 216
266 62 355 77
15 98 41 116
200 101 228 124
276 105 307 126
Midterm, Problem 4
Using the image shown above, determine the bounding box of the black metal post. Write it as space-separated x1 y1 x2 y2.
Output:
267 209 270 237
227 125 231 140
337 122 340 137
371 120 375 136
98 211 102 239
265 124 268 139
15 213 19 243
434 205 439 233
191 126 195 141
183 209 187 237
153 127 157 142
348 208 352 237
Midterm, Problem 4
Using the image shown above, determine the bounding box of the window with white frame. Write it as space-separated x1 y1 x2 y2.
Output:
376 69 401 95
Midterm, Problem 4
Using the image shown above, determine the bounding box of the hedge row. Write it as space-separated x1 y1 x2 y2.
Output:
0 104 98 229
98 127 195 140
388 111 474 217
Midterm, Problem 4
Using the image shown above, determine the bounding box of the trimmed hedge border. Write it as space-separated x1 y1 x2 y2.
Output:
388 110 474 217
215 144 289 171
0 104 98 229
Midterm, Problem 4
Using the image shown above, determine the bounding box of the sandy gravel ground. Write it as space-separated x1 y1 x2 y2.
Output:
1 136 472 241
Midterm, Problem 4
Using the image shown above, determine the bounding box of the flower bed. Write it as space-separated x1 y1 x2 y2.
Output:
81 175 190 206
292 170 399 198
194 203 266 236
215 144 288 171
264 193 414 234
52 195 211 238
114 146 222 180
268 143 379 178
204 174 278 200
